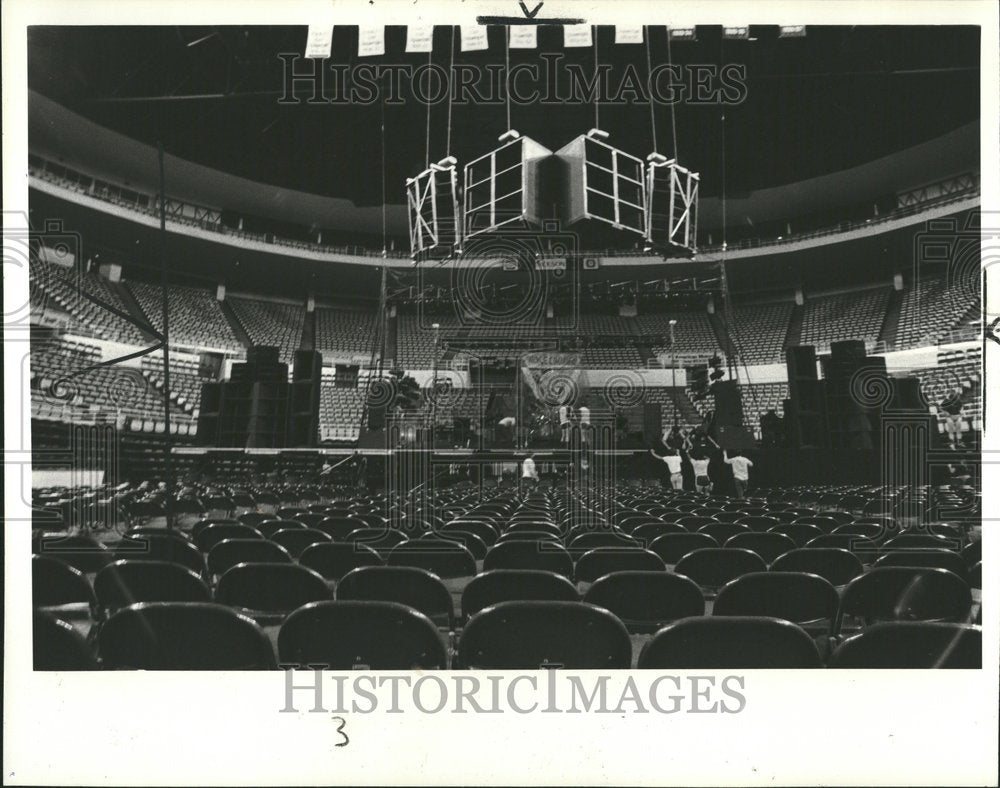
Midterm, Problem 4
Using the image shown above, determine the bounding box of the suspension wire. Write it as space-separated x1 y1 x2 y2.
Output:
446 25 456 157
666 27 679 161
505 28 512 130
592 30 601 130
714 36 761 422
644 26 658 153
425 48 433 168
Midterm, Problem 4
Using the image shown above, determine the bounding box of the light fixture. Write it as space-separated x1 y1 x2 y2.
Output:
779 25 806 38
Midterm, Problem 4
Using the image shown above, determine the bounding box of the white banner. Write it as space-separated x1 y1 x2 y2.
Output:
304 25 332 59
615 25 644 44
405 24 434 53
460 25 488 51
357 25 385 57
563 24 592 48
509 26 537 49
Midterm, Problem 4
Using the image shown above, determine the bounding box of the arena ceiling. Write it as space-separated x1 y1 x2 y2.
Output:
29 25 980 208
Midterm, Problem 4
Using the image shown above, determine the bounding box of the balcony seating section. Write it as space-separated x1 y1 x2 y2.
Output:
127 280 241 350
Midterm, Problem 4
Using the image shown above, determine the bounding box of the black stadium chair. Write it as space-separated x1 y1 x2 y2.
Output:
194 523 264 553
631 522 687 544
345 528 409 553
837 567 972 632
94 560 211 614
299 542 385 581
882 533 960 552
698 522 750 544
387 539 477 578
457 601 632 669
961 540 982 567
114 534 207 577
724 532 797 564
574 547 666 583
461 570 579 619
278 601 447 670
257 519 306 539
673 548 767 592
483 540 574 579
828 622 982 669
648 532 719 565
316 517 365 541
215 563 331 616
336 566 455 627
713 572 840 632
970 561 982 590
32 555 97 616
769 522 824 548
33 609 98 670
207 539 293 577
270 528 331 558
423 530 488 560
637 616 823 669
769 548 865 587
874 549 970 584
98 602 276 670
442 520 499 546
34 533 113 573
583 571 705 634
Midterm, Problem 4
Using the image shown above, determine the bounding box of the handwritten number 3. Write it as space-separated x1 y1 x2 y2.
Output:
332 716 349 747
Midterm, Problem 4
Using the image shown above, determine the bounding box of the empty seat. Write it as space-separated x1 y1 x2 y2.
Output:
257 519 306 539
697 522 749 544
442 521 498 546
387 539 477 578
970 561 981 590
94 560 211 614
461 570 579 619
828 622 982 668
832 522 885 540
574 548 666 583
674 548 767 591
278 601 447 670
336 566 454 627
299 542 385 581
345 528 409 553
32 555 96 616
769 548 864 587
738 515 781 531
99 602 276 669
194 524 264 553
34 533 113 573
33 608 97 670
637 616 822 669
961 540 981 567
648 532 719 564
874 549 970 584
270 528 331 558
457 601 631 669
583 571 704 634
713 572 839 631
114 533 207 577
483 540 574 578
883 533 960 551
316 517 364 541
724 532 797 564
837 567 972 632
423 530 488 560
805 534 879 558
215 563 331 615
631 522 688 543
769 522 825 548
676 516 719 531
567 532 638 554
206 539 293 577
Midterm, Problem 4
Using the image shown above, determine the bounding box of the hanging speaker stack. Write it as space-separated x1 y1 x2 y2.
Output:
555 129 647 246
646 153 700 257
406 156 463 261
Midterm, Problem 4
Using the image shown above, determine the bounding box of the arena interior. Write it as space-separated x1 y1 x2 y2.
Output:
26 25 984 670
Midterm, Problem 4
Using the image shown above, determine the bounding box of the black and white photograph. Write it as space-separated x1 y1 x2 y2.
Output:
4 0 998 784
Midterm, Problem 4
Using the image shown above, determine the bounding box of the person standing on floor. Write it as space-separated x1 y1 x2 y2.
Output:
723 449 754 499
650 447 685 490
690 452 712 494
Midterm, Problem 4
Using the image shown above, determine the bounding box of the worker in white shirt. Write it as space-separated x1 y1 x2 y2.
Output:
577 402 591 444
521 452 539 491
690 453 712 494
723 449 754 499
558 404 571 446
650 447 684 490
